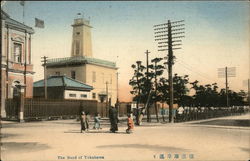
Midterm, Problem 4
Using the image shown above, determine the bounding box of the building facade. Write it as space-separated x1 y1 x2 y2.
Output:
46 16 118 105
1 11 35 117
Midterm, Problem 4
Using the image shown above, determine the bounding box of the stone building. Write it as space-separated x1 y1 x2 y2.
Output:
1 10 35 117
46 16 118 105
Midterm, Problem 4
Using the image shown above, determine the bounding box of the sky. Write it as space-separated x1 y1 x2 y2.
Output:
2 1 249 102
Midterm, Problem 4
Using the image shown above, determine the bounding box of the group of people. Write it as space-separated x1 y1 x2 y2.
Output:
80 106 134 134
80 112 101 133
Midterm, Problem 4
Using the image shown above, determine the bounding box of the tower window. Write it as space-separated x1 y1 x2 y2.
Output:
76 32 80 35
75 41 80 55
71 71 76 79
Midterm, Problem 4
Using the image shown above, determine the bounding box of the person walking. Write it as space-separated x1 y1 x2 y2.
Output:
93 113 101 130
126 113 134 134
85 112 90 131
80 111 87 133
109 106 118 133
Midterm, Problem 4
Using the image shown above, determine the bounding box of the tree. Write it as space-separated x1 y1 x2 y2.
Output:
151 57 164 122
173 74 190 106
129 61 145 124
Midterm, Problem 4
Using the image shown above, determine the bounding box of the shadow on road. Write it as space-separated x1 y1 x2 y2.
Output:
1 142 50 152
0 133 21 139
239 147 250 153
194 119 250 127
96 144 190 152
64 130 127 134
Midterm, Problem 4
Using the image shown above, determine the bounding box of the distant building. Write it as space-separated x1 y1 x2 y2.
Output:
46 16 118 105
1 10 35 117
33 75 93 100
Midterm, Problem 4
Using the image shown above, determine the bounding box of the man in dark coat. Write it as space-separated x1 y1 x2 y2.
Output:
109 106 118 133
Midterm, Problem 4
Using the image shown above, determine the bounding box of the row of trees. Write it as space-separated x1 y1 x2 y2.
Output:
129 58 248 123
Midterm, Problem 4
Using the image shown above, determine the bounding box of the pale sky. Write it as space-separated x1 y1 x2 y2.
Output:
3 1 249 102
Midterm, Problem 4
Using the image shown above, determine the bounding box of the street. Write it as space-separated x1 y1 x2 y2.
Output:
1 114 250 161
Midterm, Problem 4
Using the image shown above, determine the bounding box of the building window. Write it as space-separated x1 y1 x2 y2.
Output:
92 71 96 83
75 40 80 55
76 32 80 35
101 73 104 83
71 71 76 79
110 74 112 84
69 93 76 97
13 43 22 63
55 72 60 76
92 93 96 99
81 94 87 98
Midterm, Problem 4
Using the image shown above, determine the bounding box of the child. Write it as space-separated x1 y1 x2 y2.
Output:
126 113 134 134
93 113 101 130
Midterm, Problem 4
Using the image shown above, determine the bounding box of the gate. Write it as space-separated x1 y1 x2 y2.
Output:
5 99 19 120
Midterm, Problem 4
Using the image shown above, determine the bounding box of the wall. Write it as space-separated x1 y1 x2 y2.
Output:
85 64 117 106
64 90 92 100
47 65 86 83
47 63 118 106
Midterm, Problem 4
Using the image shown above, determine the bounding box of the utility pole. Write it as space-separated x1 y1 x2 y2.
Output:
243 79 250 106
145 50 151 122
106 81 109 116
116 72 119 103
218 67 236 107
24 30 27 97
41 56 48 99
154 20 185 123
135 61 142 125
247 79 250 107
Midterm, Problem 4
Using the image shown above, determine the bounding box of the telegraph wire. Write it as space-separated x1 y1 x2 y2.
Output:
176 59 224 85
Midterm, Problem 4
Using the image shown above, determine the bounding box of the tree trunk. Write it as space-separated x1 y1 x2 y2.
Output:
154 102 159 122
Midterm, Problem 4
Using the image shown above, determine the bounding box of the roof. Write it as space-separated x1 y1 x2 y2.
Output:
46 56 117 69
1 10 34 34
33 75 93 91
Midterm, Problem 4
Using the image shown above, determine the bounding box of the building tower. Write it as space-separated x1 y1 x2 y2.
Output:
71 16 93 57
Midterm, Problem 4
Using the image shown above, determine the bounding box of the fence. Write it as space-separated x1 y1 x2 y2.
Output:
5 98 107 121
175 106 249 122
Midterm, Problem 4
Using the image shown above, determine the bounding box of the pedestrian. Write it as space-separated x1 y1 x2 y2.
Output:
177 106 184 122
85 111 90 131
138 108 145 125
93 112 101 130
126 113 134 134
80 111 87 133
109 106 118 133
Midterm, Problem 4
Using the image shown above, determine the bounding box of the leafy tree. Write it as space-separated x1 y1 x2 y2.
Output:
129 61 145 124
151 57 164 122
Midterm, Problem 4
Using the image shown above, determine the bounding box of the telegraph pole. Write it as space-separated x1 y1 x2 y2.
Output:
24 30 27 97
154 20 185 123
218 67 236 107
106 81 109 116
41 56 48 99
145 50 151 122
248 79 250 106
243 79 250 106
